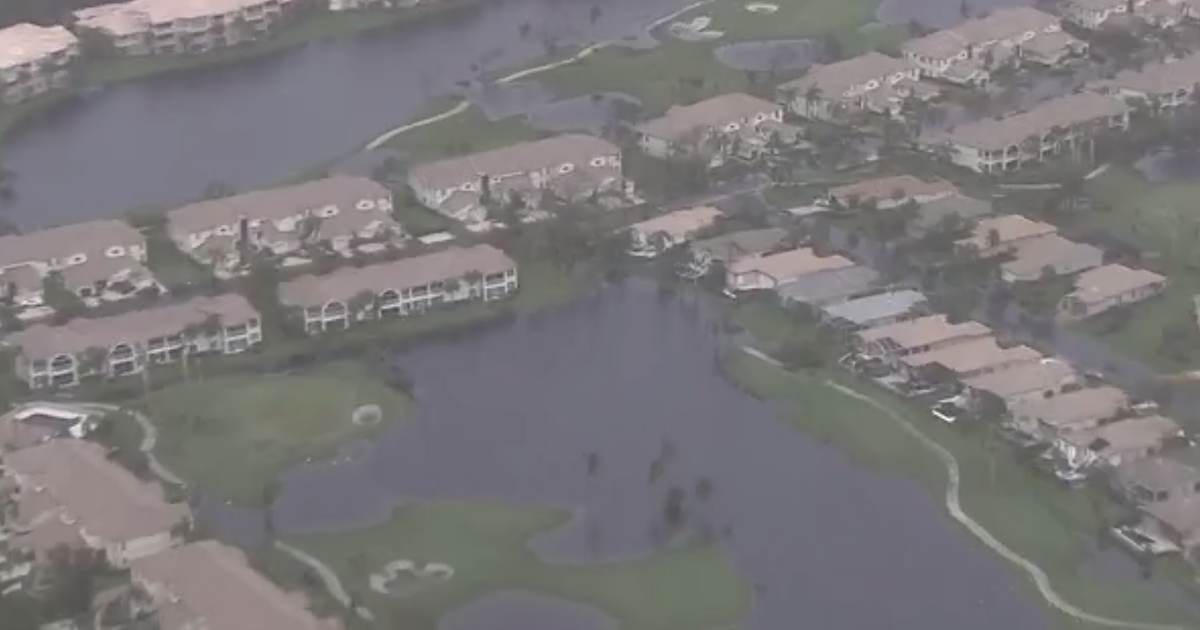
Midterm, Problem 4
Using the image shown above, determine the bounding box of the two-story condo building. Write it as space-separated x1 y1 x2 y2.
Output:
902 8 1085 85
635 93 783 164
0 24 79 104
4 439 190 567
1064 0 1187 29
407 134 624 224
777 52 939 120
166 176 398 277
9 293 262 389
0 219 159 318
1090 53 1200 112
279 244 518 334
926 91 1131 173
74 0 295 57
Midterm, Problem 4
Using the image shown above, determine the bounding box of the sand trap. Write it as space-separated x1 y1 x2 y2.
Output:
369 559 455 596
351 404 383 426
668 15 725 41
745 2 779 13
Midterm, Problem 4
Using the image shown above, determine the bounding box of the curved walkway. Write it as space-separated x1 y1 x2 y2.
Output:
739 347 1188 630
275 540 374 621
79 402 186 487
364 0 716 150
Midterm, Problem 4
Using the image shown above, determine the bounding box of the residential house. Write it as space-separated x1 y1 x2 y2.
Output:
955 214 1058 258
1064 0 1185 29
635 93 783 164
962 357 1080 406
907 194 994 238
826 175 959 210
901 335 1042 380
820 289 929 331
131 540 342 630
926 92 1131 173
1008 385 1129 441
0 219 157 317
74 0 295 57
901 8 1086 85
279 244 518 334
854 314 993 367
9 293 262 389
0 24 79 105
689 227 789 267
776 265 881 306
166 176 400 276
407 134 624 223
1137 496 1200 556
1056 415 1184 470
3 439 190 567
1090 54 1200 112
999 234 1104 282
725 247 854 293
1057 264 1167 321
776 52 939 120
1113 449 1200 504
627 206 723 257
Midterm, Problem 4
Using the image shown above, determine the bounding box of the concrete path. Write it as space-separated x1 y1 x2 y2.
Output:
364 0 716 150
739 347 1188 630
80 402 186 487
275 540 375 621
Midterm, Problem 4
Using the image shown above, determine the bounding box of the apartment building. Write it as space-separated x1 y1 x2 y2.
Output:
927 92 1131 173
855 314 993 367
955 214 1058 258
999 234 1103 282
826 175 959 210
0 24 80 104
902 8 1085 85
635 93 784 163
408 134 624 223
777 52 939 120
725 247 854 293
166 176 399 276
132 540 342 630
1064 0 1187 29
74 0 295 57
279 244 518 334
4 439 190 567
627 206 723 257
1090 54 1200 112
9 293 262 389
0 219 158 318
1058 264 1167 321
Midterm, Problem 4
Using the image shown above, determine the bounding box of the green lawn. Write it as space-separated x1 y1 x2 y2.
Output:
383 103 543 162
1075 167 1200 372
701 0 903 47
285 501 749 630
145 360 410 504
724 353 1199 629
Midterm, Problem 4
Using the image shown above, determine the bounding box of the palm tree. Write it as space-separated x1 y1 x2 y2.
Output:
803 85 823 118
347 290 376 323
78 347 107 381
462 270 484 299
178 323 202 383
260 478 280 539
298 214 324 248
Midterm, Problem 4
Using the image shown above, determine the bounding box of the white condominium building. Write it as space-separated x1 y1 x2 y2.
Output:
74 0 295 57
0 24 80 104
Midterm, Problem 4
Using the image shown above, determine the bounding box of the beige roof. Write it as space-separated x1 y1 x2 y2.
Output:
630 206 722 240
935 92 1130 151
0 23 76 71
407 134 619 192
957 214 1057 250
1067 264 1167 306
690 228 788 263
5 439 188 543
728 247 854 281
1001 234 1103 279
902 7 1062 60
829 175 958 205
279 244 516 307
963 358 1079 399
1061 415 1183 455
778 52 915 98
167 176 389 235
1011 386 1129 428
902 336 1042 374
75 0 288 33
1143 495 1200 535
133 541 339 630
1092 54 1200 97
1068 0 1126 11
857 314 991 350
11 293 258 360
0 219 143 269
635 93 779 142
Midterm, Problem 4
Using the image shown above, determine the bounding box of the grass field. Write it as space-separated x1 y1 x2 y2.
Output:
285 501 749 630
383 102 544 162
146 360 410 504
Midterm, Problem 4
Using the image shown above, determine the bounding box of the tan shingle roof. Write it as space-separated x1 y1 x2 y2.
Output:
407 134 619 192
1000 234 1102 279
902 336 1042 373
690 228 788 263
0 219 143 269
1011 386 1129 428
778 52 915 98
957 214 1057 250
1067 264 1166 306
902 7 1062 60
829 175 958 205
278 244 516 307
167 177 390 236
963 358 1078 399
728 247 854 281
76 0 289 33
1061 415 1183 455
629 207 722 240
0 23 76 71
635 93 779 142
935 92 1130 151
857 314 991 350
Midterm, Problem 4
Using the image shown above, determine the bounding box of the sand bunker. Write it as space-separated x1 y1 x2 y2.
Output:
369 559 455 596
668 16 725 41
351 404 383 426
745 2 779 13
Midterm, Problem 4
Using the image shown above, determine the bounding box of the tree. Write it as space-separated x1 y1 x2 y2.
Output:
42 270 84 323
298 214 324 248
78 346 107 381
347 290 377 323
42 545 106 621
261 478 281 539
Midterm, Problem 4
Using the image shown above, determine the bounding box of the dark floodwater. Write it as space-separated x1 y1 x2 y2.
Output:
208 280 1055 630
0 0 689 231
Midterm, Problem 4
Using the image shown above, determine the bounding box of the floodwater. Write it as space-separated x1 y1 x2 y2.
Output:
439 591 617 630
0 0 690 230
875 0 1037 29
205 279 1055 630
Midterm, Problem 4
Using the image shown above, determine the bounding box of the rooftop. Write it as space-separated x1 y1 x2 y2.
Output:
957 214 1057 250
963 357 1079 399
902 7 1063 60
0 23 76 71
0 219 144 269
167 176 391 235
910 195 994 233
821 289 928 326
1066 264 1166 305
690 228 788 263
934 92 1130 151
279 244 516 307
635 93 779 142
408 134 619 191
1143 495 1200 535
776 265 881 305
629 206 723 240
902 336 1041 374
76 0 285 34
729 247 854 281
1011 386 1129 428
778 52 915 99
828 175 958 206
856 313 992 350
1061 415 1183 455
1001 234 1103 280
1115 449 1200 492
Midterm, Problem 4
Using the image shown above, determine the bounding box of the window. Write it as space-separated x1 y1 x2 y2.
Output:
557 163 575 174
356 199 377 211
68 253 87 265
105 245 126 258
317 205 339 218
589 156 607 168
